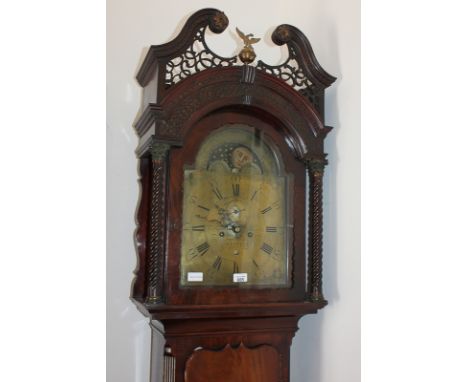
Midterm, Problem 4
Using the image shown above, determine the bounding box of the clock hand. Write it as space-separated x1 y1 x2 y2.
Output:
205 206 225 224
227 207 246 215
212 203 235 227
196 210 224 226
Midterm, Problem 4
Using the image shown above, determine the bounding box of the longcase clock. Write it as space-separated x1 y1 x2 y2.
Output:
130 8 335 382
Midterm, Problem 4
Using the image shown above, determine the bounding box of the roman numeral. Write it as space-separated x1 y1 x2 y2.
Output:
232 183 240 197
212 187 224 200
212 256 222 271
192 225 205 231
188 248 198 260
260 206 272 214
250 190 258 201
260 201 280 214
196 242 210 256
252 259 259 268
266 226 277 233
260 243 273 255
197 205 210 211
233 262 239 273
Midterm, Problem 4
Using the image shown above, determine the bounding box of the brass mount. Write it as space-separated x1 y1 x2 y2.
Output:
236 27 261 65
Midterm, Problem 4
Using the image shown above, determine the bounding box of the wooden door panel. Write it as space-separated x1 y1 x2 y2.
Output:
185 343 280 382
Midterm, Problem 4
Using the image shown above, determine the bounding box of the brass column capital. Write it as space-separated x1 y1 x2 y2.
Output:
150 141 171 161
304 158 327 173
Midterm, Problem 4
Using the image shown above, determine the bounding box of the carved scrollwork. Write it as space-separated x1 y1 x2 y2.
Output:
257 24 336 115
258 45 313 91
209 11 228 33
165 27 237 87
136 9 236 90
257 48 323 113
136 10 335 118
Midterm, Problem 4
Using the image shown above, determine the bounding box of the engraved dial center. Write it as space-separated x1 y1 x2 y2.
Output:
228 205 242 221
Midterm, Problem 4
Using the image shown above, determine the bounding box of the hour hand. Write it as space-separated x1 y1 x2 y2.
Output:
205 206 226 224
195 208 220 222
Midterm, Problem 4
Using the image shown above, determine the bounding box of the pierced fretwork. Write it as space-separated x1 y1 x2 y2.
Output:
165 27 237 87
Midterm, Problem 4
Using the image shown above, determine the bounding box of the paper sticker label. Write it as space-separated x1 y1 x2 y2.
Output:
233 273 248 283
187 272 203 282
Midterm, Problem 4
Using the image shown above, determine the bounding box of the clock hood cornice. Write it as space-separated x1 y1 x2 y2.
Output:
134 66 331 161
134 8 335 121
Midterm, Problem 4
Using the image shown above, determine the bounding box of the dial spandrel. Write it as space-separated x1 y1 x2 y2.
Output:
180 126 292 287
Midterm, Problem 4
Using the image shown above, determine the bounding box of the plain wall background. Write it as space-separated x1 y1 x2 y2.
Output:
107 0 360 381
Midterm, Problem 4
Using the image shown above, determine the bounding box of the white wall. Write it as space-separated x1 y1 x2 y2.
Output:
107 0 360 381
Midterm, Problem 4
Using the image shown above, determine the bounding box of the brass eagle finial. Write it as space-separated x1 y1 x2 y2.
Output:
236 27 261 64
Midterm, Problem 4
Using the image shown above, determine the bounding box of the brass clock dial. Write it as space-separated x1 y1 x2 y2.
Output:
180 126 291 287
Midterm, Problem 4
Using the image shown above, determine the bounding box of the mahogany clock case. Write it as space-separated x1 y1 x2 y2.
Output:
129 8 336 382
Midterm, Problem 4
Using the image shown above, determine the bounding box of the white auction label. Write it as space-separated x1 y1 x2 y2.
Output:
233 273 248 283
187 272 203 282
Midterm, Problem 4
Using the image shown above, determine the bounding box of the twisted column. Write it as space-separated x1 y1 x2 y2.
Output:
147 142 170 304
305 158 326 302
